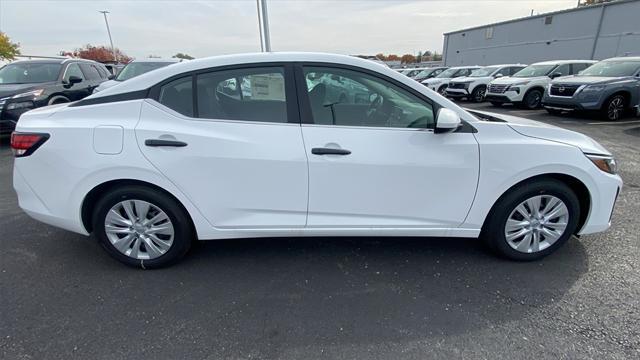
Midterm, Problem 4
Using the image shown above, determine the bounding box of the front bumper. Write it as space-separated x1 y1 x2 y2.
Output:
579 171 622 235
485 90 523 103
446 88 469 98
542 94 602 111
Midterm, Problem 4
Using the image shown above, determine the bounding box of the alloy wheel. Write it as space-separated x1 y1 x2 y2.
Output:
607 96 624 121
474 88 486 102
504 195 569 253
104 199 174 260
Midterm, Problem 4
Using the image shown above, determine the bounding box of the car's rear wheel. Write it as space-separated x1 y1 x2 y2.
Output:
92 185 193 268
471 86 486 102
481 179 580 261
521 89 543 109
602 94 626 121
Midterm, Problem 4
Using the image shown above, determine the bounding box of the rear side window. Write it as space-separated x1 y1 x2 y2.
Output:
80 63 102 80
196 67 287 123
159 76 194 117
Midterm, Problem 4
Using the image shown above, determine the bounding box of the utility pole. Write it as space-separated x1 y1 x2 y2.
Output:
256 0 271 52
99 10 118 62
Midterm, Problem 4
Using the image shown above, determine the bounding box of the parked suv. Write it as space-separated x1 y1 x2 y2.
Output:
446 64 526 102
485 60 596 109
422 66 481 96
93 58 180 93
412 67 448 82
542 57 640 121
0 58 110 134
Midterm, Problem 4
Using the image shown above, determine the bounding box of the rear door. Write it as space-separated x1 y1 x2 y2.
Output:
296 64 480 228
136 64 309 228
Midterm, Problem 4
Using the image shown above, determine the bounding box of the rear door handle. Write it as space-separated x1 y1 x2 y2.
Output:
145 139 188 147
311 147 351 155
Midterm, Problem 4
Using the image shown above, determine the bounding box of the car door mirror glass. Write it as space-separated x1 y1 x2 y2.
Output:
550 72 563 79
435 108 461 134
494 73 503 78
68 75 83 85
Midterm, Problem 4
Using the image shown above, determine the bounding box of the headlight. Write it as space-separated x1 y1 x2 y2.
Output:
581 84 606 92
586 154 617 174
11 89 44 99
6 101 35 111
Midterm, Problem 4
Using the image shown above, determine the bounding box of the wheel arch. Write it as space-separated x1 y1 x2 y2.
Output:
47 94 70 105
603 90 631 108
81 179 197 235
481 173 591 235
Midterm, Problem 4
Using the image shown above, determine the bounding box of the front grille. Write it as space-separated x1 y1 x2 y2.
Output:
550 84 580 97
448 83 467 89
0 97 8 109
488 84 508 93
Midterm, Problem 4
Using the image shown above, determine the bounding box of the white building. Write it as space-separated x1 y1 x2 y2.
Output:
442 0 640 66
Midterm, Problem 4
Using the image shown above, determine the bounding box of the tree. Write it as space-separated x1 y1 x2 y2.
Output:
375 53 386 61
0 32 20 61
400 54 416 64
60 44 132 63
386 54 400 61
173 53 194 60
433 52 443 61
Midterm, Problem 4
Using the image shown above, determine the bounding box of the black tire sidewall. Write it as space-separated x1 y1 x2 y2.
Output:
482 179 580 261
92 185 193 269
471 86 486 102
523 89 542 109
602 95 626 121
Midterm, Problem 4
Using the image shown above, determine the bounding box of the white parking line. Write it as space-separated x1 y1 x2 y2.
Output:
588 120 640 125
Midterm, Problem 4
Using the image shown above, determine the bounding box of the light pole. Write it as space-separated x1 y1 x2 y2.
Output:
99 10 118 62
256 0 271 52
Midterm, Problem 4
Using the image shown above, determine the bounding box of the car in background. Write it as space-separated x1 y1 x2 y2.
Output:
0 58 110 134
12 52 621 268
542 57 640 121
485 60 596 109
93 58 181 93
446 64 526 102
412 67 449 82
403 68 429 78
421 66 481 96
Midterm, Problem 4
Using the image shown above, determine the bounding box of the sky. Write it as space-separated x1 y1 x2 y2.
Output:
0 0 579 59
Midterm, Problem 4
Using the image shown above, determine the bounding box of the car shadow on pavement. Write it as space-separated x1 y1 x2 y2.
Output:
1 222 588 358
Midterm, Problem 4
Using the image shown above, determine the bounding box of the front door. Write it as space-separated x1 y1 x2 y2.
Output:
136 65 309 229
297 65 479 228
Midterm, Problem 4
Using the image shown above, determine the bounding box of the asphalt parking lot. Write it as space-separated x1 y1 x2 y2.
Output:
1 105 639 359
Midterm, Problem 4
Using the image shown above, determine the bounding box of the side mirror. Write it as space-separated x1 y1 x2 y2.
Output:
68 76 83 85
108 74 116 80
435 108 461 134
494 73 504 78
550 72 563 79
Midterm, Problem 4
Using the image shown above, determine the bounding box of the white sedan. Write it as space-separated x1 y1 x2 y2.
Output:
11 52 621 268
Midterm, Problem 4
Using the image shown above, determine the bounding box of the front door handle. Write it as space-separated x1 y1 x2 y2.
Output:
311 147 351 155
145 139 188 147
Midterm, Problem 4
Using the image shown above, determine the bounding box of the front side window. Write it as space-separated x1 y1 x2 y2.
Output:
159 76 193 117
196 67 287 123
303 66 435 129
64 63 85 82
0 62 62 84
80 63 101 80
552 64 570 77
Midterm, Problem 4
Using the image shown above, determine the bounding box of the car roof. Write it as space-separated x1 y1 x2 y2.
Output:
90 52 420 98
602 56 640 62
129 58 181 63
531 59 597 66
483 64 526 67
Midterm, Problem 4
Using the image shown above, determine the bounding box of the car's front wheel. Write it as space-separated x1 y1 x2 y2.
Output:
437 85 448 96
471 86 486 102
92 185 193 268
602 94 626 121
521 89 543 109
481 179 580 261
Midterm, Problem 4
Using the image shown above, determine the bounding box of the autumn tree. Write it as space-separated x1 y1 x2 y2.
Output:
173 53 195 60
375 53 386 61
60 44 132 63
0 32 20 61
400 54 416 64
386 54 400 61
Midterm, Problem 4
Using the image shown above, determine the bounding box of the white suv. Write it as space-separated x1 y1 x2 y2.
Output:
486 60 596 109
421 66 481 96
446 64 526 102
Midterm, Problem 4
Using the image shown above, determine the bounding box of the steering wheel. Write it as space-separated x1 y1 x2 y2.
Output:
366 94 384 119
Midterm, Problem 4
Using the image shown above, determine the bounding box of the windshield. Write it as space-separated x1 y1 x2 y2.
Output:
436 68 459 78
405 69 422 77
470 66 501 77
116 62 173 81
580 61 640 77
512 64 556 78
415 68 437 77
0 62 62 84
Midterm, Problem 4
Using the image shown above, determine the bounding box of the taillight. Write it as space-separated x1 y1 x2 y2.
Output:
10 132 50 157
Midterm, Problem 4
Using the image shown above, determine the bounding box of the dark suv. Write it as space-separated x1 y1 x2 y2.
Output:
543 57 640 121
0 58 111 134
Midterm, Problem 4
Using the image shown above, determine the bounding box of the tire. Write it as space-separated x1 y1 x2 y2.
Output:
48 96 69 105
545 108 563 115
437 85 448 96
481 178 580 261
601 94 627 121
490 101 503 107
92 185 193 268
471 86 486 103
521 89 543 109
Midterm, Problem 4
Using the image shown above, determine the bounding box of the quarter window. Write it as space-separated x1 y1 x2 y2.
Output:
63 63 85 82
159 76 194 117
303 66 435 129
196 67 287 123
